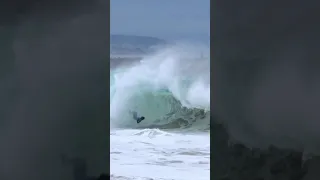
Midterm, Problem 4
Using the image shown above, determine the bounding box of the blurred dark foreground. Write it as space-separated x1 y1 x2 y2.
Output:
0 0 109 179
212 0 320 180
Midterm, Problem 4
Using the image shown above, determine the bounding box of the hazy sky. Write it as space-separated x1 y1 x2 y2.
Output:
111 0 210 41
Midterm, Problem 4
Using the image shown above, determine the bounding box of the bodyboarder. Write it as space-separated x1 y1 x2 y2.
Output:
131 111 145 123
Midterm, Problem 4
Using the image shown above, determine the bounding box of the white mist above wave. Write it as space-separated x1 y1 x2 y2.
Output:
110 44 210 130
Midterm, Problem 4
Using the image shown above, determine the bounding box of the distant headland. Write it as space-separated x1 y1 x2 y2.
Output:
110 34 167 56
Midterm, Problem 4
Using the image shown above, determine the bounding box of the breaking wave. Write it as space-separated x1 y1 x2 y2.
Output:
110 44 210 131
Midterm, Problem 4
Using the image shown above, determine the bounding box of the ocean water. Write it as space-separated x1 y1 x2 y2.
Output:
110 44 210 180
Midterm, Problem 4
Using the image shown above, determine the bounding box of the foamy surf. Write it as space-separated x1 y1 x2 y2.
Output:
111 128 210 180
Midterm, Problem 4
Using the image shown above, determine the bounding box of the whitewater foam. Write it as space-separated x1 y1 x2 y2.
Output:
110 128 210 180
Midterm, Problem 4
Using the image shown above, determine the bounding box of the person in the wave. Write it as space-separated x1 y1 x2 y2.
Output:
130 111 145 123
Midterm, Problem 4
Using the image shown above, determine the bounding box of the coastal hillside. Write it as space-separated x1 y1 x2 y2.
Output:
110 34 166 55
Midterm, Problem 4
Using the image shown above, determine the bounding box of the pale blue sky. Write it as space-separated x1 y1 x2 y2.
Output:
111 0 210 42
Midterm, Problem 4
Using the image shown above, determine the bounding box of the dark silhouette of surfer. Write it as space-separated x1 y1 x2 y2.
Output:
131 111 145 123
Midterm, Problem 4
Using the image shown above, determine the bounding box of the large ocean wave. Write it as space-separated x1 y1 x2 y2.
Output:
110 44 210 131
